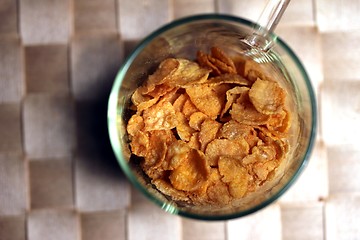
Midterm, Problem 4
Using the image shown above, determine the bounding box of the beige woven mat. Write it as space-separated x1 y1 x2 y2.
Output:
1 0 360 239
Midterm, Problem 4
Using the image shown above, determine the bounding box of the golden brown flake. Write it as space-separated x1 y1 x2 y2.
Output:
125 47 292 206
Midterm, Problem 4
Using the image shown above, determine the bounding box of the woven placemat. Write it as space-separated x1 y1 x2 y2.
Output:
1 0 360 239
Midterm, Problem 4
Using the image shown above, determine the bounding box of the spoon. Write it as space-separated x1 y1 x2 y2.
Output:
242 0 291 62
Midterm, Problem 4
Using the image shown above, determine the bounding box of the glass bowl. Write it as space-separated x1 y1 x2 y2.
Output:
108 14 317 220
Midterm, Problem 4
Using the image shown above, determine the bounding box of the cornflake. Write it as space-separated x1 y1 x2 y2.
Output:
126 47 292 206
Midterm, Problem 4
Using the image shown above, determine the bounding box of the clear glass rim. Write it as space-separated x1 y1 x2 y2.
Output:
107 14 317 221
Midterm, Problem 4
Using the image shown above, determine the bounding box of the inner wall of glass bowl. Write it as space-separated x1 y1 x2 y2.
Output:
117 19 314 218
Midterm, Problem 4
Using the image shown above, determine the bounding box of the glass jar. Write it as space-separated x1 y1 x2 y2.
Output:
108 14 317 220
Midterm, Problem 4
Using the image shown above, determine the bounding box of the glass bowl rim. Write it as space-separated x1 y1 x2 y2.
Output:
107 13 317 221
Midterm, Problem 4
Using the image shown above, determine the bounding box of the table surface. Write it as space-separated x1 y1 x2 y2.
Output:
1 0 360 239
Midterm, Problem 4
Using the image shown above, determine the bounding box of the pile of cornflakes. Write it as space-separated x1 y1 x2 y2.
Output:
126 47 291 206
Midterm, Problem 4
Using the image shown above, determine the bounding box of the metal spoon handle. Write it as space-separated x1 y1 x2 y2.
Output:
246 0 291 51
258 0 291 33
